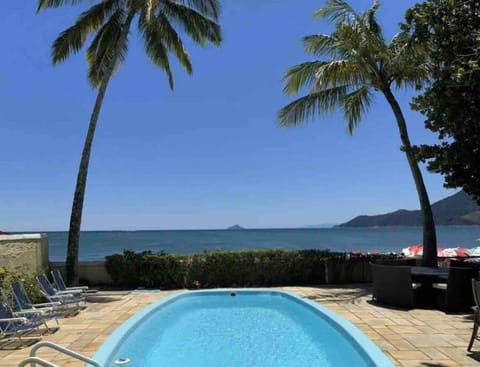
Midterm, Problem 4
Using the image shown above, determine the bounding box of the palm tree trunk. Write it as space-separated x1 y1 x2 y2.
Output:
65 12 135 286
383 87 438 267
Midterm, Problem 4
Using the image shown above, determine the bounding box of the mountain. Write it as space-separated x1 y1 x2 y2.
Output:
339 191 480 227
227 225 245 230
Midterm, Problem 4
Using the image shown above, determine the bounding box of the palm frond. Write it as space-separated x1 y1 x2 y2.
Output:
86 9 127 87
365 0 381 35
162 1 222 46
391 63 430 90
283 61 328 96
387 31 431 89
139 7 192 74
52 0 118 64
303 34 336 56
279 86 349 127
314 0 359 25
37 0 87 12
157 14 193 74
314 60 368 91
341 86 373 134
175 0 221 21
331 21 388 72
140 16 175 89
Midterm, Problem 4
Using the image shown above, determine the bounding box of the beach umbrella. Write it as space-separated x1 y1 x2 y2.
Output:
469 247 480 257
438 247 470 258
402 245 446 257
402 245 424 257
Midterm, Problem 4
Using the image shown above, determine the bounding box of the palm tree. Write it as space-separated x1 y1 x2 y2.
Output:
279 0 438 266
37 0 222 285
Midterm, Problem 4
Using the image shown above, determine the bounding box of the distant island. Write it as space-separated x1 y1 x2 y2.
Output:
339 191 480 227
227 225 245 230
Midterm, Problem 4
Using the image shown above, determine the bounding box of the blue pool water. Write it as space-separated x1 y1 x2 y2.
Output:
95 290 392 367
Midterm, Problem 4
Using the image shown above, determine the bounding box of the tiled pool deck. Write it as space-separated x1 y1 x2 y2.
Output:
1 285 479 366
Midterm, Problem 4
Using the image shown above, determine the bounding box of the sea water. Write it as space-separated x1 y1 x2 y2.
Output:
45 226 480 261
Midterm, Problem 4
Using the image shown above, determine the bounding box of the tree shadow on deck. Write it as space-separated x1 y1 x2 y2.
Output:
420 351 480 366
303 284 372 304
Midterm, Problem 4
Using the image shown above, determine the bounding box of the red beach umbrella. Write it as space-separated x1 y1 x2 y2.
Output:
438 247 470 258
402 245 446 257
402 245 424 257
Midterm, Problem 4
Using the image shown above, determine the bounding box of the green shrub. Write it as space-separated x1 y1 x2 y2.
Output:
105 250 186 289
185 249 330 288
105 249 395 289
0 250 398 297
0 267 46 304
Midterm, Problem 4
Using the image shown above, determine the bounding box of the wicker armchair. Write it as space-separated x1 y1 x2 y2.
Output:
377 259 417 266
451 260 480 280
371 263 420 309
468 279 480 351
433 267 476 312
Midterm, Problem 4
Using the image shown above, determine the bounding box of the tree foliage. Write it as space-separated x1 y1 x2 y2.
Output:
404 0 480 203
38 0 222 88
279 0 429 133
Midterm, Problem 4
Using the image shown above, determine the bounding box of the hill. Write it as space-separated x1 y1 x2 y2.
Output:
339 191 480 227
227 225 245 230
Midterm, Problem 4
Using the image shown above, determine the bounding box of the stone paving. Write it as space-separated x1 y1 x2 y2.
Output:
0 285 479 366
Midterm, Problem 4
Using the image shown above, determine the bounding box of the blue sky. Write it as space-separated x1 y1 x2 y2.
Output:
0 0 457 231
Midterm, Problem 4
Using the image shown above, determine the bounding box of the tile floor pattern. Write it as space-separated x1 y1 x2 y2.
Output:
0 285 479 366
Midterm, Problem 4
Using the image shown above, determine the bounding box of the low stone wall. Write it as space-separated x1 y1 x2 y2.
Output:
0 234 49 273
49 261 113 285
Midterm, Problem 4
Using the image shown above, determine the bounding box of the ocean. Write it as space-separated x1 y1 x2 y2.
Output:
46 226 480 261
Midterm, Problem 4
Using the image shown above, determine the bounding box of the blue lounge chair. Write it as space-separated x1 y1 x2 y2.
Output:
51 269 130 301
0 296 42 345
36 275 85 310
10 282 63 325
51 269 93 293
1 289 58 335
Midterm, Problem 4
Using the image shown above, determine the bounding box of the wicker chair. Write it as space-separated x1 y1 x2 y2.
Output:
451 260 480 280
371 264 420 309
468 279 480 351
377 259 417 266
433 267 476 312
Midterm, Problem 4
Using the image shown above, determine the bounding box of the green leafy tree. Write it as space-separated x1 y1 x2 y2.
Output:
37 0 222 285
404 0 480 203
279 0 438 266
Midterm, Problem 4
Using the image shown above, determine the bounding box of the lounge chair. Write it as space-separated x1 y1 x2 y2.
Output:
36 275 85 310
51 269 130 302
468 279 480 351
371 263 421 309
51 270 93 293
433 267 476 312
0 296 42 345
10 282 64 324
1 289 59 335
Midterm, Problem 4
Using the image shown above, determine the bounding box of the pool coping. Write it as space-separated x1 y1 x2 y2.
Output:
92 289 394 367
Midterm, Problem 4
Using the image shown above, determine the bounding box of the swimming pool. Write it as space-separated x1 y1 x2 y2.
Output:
94 290 393 367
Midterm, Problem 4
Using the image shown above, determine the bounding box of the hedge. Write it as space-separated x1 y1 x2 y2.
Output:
0 267 46 304
105 249 398 289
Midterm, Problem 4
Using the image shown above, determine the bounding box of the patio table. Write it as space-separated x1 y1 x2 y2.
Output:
411 266 449 280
